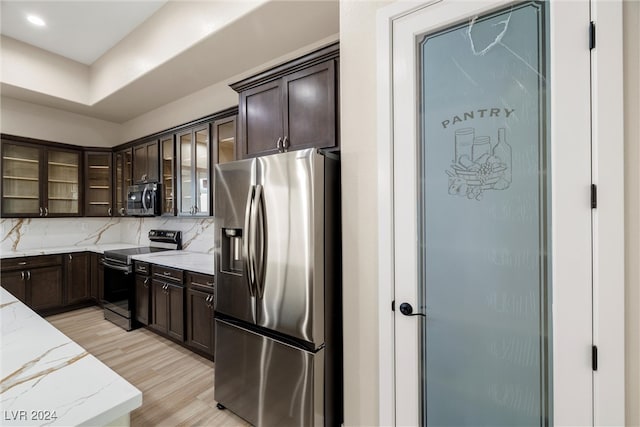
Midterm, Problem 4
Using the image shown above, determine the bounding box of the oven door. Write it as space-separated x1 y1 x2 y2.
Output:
103 260 135 328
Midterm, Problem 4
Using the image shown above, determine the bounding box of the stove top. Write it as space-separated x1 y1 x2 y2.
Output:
103 229 182 266
103 247 171 265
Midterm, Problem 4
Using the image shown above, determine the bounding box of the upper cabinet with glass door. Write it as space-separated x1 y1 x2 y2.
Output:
177 125 210 216
84 151 113 217
1 139 81 217
159 134 175 215
47 149 80 216
213 116 237 165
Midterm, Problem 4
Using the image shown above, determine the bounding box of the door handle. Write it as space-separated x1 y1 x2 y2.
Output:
44 207 48 216
243 185 256 297
276 137 283 152
69 254 73 261
39 207 43 217
282 136 289 151
108 207 113 216
27 271 31 281
253 184 266 299
119 207 126 216
20 271 25 280
144 277 150 286
399 302 426 317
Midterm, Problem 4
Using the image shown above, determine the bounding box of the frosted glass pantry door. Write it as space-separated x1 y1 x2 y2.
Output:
388 1 593 425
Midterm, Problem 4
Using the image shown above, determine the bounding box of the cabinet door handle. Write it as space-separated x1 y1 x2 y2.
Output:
108 207 113 216
283 136 289 151
44 207 48 216
119 207 126 216
27 271 31 281
39 207 44 217
20 271 25 280
206 281 214 287
276 137 283 152
163 271 171 276
194 205 199 214
18 261 27 266
69 254 73 261
144 277 149 286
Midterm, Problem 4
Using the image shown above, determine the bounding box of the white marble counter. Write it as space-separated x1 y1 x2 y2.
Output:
0 288 142 426
0 244 141 259
131 251 215 276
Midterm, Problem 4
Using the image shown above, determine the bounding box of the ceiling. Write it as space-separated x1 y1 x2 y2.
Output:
0 1 339 123
0 1 167 65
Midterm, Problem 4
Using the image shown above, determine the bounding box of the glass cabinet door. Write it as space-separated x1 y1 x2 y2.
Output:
194 127 210 215
85 152 112 216
160 135 175 215
1 142 41 216
46 149 80 215
114 148 132 216
178 131 193 215
214 116 236 165
177 126 210 216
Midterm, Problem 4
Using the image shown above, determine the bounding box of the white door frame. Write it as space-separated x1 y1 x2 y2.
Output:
376 1 624 425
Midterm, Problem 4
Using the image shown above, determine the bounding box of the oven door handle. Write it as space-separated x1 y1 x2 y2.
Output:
102 260 133 273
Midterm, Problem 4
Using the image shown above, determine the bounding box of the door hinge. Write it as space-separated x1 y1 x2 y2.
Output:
589 21 596 50
591 184 597 208
392 300 395 311
592 345 598 371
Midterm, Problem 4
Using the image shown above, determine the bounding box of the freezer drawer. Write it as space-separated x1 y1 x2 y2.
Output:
214 319 324 427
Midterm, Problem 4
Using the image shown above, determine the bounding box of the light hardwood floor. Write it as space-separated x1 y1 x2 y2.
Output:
47 307 250 427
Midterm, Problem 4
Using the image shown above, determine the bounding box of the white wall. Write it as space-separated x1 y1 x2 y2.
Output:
623 1 640 424
0 97 120 147
339 2 391 426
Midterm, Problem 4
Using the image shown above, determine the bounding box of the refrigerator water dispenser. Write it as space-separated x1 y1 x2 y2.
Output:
222 228 243 273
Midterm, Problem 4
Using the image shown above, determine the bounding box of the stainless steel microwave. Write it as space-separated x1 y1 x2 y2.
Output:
127 182 161 216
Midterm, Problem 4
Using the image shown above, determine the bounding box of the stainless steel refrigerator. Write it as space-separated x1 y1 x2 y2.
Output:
213 148 341 427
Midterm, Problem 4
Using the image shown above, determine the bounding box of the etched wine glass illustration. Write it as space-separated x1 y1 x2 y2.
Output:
447 127 512 200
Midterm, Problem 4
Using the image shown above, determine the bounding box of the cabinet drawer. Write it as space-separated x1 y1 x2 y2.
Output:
1 255 62 271
135 261 151 275
152 265 183 283
186 272 214 291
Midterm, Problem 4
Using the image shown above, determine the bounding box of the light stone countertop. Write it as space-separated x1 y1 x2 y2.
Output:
0 244 141 259
131 251 215 276
0 287 142 426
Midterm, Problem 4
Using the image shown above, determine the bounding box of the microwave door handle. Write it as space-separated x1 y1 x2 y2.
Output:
243 185 256 297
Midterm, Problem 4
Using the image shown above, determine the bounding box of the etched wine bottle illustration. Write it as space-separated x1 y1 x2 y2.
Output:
447 127 512 200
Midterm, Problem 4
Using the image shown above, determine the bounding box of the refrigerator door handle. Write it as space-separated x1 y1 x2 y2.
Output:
249 184 262 299
253 184 266 298
243 185 256 297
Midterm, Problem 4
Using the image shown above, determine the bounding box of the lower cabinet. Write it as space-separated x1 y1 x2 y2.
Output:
66 252 91 305
1 270 27 303
186 287 215 357
30 266 64 311
90 253 104 305
0 255 64 314
151 279 185 341
135 275 151 326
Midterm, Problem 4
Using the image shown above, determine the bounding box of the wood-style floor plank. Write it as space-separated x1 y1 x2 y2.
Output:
47 306 250 427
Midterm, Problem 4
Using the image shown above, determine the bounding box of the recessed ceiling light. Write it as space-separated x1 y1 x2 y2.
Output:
27 14 46 27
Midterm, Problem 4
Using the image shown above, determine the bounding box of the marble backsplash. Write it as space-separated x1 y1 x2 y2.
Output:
1 216 216 255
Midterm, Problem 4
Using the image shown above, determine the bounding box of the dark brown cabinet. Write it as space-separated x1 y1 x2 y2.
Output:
232 43 339 159
65 252 90 305
1 270 27 303
133 140 159 184
159 135 175 215
176 125 210 216
150 265 185 341
31 266 64 310
90 253 104 305
114 147 132 216
1 138 81 218
84 151 113 217
135 261 151 326
0 255 64 313
186 272 215 357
